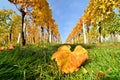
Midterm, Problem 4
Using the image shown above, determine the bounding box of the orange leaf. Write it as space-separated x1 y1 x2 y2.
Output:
7 45 15 50
51 45 88 74
0 46 5 51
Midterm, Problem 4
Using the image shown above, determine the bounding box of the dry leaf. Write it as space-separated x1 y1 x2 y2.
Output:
51 45 88 74
7 45 15 50
0 46 5 51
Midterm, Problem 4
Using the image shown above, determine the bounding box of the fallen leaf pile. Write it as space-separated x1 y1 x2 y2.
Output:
51 45 89 74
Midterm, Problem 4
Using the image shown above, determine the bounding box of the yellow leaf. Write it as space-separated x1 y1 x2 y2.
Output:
51 45 89 74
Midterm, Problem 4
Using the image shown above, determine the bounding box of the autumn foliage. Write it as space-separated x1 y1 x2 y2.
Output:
51 45 88 74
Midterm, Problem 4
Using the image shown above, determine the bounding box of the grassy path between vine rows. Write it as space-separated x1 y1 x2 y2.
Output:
0 43 120 80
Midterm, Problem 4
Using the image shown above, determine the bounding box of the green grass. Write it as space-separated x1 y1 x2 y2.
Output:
0 43 120 80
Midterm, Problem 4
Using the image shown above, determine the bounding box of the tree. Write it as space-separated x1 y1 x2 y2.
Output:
8 0 30 46
0 10 11 43
0 9 21 44
66 0 120 44
102 12 120 42
9 12 21 44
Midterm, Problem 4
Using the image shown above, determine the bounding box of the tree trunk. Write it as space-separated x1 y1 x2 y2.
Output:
20 8 26 46
71 38 73 44
47 29 49 42
78 33 81 43
51 31 53 43
83 21 87 44
17 33 21 44
41 27 44 42
113 32 116 42
33 37 35 44
49 30 52 43
87 27 89 43
9 29 12 43
98 26 102 43
48 29 52 43
6 35 9 44
47 28 52 43
73 38 75 44
110 33 114 42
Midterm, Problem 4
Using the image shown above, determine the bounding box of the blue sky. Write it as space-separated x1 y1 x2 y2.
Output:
48 0 89 43
0 0 89 43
